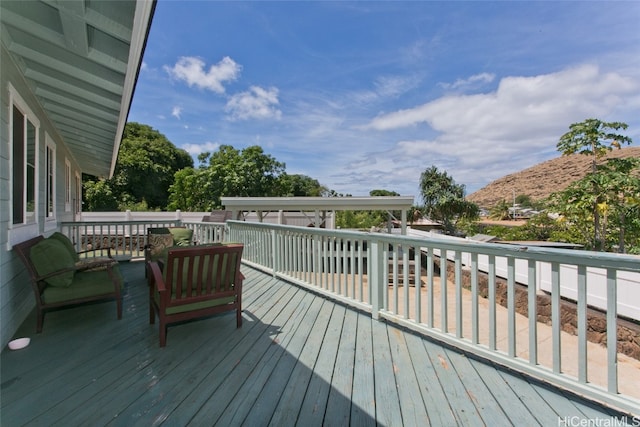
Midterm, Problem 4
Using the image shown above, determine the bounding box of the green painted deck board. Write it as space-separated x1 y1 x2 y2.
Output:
1 261 629 426
351 313 376 425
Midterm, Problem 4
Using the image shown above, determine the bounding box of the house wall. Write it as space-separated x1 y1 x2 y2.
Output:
1 46 83 350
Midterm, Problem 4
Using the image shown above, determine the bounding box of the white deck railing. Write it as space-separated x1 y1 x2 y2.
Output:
226 220 640 415
60 219 227 259
59 217 640 414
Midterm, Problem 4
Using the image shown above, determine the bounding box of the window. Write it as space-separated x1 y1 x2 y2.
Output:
10 84 39 227
65 159 71 212
45 135 56 220
75 172 82 215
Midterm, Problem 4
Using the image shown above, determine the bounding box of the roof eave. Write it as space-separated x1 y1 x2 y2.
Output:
109 0 157 178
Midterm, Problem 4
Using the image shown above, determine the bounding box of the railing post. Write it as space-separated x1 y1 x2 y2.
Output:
370 239 385 320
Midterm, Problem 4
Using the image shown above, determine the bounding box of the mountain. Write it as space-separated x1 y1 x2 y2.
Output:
467 146 640 209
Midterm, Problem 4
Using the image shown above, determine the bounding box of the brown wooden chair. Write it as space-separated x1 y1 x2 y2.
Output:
147 244 244 347
13 235 123 333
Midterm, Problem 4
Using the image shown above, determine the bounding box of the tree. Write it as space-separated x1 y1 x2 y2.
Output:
83 122 193 211
167 167 216 211
418 166 479 233
168 145 287 210
489 200 511 220
547 157 640 253
556 118 632 250
83 178 119 211
280 174 326 197
112 122 193 209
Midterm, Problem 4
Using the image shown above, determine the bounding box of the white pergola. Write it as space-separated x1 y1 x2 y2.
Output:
221 196 415 234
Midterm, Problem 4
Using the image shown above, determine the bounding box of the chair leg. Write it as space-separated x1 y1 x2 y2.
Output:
117 297 123 320
236 307 242 328
36 310 44 333
159 323 167 347
149 302 155 324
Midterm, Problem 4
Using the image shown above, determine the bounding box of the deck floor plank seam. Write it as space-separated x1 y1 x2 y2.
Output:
295 304 347 426
351 312 377 425
386 326 431 426
266 299 336 426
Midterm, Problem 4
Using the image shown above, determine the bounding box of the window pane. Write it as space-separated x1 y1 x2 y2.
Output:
46 145 54 217
12 106 24 224
26 119 36 222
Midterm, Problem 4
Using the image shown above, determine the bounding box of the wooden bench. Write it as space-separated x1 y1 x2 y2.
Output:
147 244 244 347
13 234 123 333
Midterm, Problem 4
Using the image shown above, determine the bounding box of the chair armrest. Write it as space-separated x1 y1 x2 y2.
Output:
148 262 167 293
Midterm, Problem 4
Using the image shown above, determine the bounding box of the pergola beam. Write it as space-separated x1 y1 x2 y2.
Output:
220 196 415 234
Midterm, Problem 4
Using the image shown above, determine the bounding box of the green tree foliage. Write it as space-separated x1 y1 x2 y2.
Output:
334 190 405 230
280 174 326 197
418 166 479 233
83 122 193 211
489 200 511 220
548 157 640 253
83 178 119 211
481 213 565 242
112 122 193 209
556 118 632 250
168 145 287 211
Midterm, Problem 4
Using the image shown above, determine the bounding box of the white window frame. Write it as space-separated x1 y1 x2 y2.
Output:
75 171 82 216
8 83 40 247
45 133 56 229
65 158 72 212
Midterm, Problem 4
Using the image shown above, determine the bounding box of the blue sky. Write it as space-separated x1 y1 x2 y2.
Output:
128 1 640 199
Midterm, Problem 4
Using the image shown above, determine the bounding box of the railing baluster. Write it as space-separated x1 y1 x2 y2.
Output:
552 262 561 373
488 254 496 350
528 259 537 366
507 256 516 357
441 248 448 333
427 247 434 328
606 268 618 394
455 250 462 338
358 239 364 303
403 244 410 319
471 253 479 345
415 247 422 324
577 265 587 383
393 245 399 315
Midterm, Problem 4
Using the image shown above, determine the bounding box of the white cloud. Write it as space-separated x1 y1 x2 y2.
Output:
165 56 241 94
341 64 640 195
439 73 495 90
171 106 182 119
364 65 638 135
374 75 421 98
349 75 422 106
180 141 221 157
225 86 282 121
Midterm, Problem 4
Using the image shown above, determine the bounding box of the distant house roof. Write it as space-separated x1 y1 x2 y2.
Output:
469 234 499 243
498 240 583 249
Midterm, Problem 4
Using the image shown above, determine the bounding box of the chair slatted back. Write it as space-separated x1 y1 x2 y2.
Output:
163 244 243 305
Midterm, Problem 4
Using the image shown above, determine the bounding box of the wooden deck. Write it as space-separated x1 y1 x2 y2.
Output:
1 261 632 426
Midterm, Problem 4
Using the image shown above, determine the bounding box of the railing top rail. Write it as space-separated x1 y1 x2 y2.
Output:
228 220 640 273
61 220 182 226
